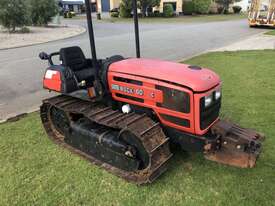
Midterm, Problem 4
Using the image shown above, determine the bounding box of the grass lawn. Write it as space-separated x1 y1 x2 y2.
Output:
265 30 275 36
1 50 275 206
73 13 247 24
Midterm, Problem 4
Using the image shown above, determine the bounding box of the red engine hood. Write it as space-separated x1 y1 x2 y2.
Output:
109 58 221 92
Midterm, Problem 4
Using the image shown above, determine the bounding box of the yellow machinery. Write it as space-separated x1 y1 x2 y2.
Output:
248 0 275 27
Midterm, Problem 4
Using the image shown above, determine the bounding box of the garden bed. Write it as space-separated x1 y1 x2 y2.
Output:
0 25 86 50
103 13 247 24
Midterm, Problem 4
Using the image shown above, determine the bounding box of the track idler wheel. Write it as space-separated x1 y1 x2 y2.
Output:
119 129 150 170
204 120 265 168
49 106 70 137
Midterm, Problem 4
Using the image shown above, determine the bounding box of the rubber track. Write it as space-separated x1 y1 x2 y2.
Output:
40 95 173 184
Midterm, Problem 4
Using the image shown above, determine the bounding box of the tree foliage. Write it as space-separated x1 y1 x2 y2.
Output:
183 1 194 15
28 0 58 26
119 0 160 18
215 0 241 13
232 5 242 13
163 3 174 17
0 0 29 32
193 0 212 14
139 0 160 17
0 0 58 31
119 0 132 17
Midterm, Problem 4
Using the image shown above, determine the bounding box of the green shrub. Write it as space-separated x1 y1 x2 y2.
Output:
147 12 155 17
20 26 30 33
193 0 211 14
154 10 163 17
110 8 119 17
67 12 73 18
63 11 73 18
216 0 235 14
224 8 229 14
119 0 132 18
140 0 161 17
147 10 163 17
110 11 119 17
28 0 58 26
217 6 224 14
232 5 242 14
208 2 218 14
0 0 29 32
163 4 174 17
183 1 194 15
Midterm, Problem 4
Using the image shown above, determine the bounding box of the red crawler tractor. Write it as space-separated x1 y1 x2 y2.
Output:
39 0 264 184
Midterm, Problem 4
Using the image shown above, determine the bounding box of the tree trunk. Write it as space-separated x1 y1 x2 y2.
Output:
141 5 147 17
224 0 230 14
12 25 16 33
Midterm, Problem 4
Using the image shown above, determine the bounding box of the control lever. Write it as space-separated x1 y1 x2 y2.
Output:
39 51 60 66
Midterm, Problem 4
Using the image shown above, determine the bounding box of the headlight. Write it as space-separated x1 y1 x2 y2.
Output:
204 95 212 107
215 89 221 100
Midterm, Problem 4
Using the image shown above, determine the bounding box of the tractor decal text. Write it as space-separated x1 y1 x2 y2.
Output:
112 84 144 96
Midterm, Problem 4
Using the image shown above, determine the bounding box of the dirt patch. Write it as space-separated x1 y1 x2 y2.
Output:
0 24 86 50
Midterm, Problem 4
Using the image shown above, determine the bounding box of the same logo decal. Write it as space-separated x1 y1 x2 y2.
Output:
112 84 144 96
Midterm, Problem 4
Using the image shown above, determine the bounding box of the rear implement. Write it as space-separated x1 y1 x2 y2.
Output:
205 120 264 168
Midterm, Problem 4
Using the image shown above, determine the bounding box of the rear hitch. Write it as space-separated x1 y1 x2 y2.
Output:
204 120 265 168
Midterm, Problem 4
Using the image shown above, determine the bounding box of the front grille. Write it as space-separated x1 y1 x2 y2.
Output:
116 93 144 103
160 113 190 128
200 94 221 130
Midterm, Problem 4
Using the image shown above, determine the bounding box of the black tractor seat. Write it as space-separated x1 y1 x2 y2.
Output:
60 46 96 87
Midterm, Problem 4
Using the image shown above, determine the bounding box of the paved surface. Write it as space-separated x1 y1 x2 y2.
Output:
0 19 266 121
212 33 275 51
